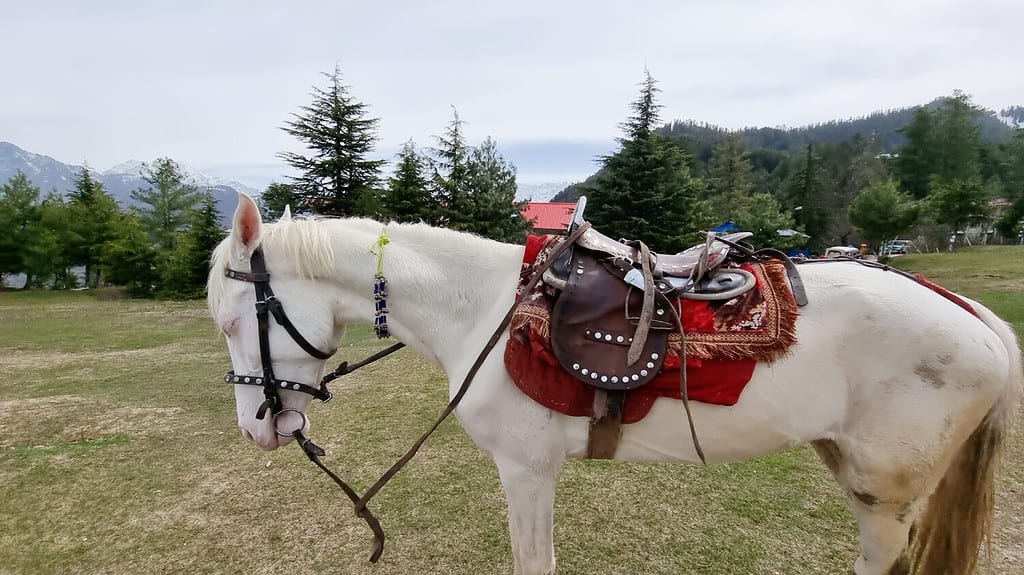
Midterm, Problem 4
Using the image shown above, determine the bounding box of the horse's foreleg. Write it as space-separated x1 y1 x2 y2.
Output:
493 454 561 575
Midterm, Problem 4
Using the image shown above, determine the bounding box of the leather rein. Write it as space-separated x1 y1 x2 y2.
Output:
221 223 591 562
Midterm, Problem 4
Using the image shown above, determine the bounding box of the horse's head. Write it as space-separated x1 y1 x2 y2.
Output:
207 194 344 450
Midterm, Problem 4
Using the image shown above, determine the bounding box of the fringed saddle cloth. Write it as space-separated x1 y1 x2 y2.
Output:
504 234 800 427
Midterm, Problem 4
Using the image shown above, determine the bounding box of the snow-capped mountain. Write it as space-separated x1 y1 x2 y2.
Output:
0 142 89 192
102 159 259 196
0 141 257 225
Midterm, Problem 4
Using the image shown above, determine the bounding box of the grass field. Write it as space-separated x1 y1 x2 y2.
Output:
1 245 1021 574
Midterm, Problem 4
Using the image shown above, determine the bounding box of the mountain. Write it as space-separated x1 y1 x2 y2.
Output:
515 181 571 202
661 99 1020 156
0 141 258 225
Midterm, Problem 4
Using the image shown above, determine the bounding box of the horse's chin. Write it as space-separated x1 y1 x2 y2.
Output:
238 416 307 451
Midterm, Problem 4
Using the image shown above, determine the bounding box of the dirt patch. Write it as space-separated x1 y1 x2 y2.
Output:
81 406 187 437
1 343 203 372
0 396 192 448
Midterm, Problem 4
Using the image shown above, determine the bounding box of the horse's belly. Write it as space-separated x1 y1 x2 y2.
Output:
561 354 848 464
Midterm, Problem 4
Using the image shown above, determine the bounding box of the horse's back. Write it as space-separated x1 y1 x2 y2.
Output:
602 262 1016 464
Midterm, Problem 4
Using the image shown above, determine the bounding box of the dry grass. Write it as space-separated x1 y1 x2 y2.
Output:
1 247 1021 575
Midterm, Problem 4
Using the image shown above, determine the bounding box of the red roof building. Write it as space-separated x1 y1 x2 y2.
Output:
520 202 575 234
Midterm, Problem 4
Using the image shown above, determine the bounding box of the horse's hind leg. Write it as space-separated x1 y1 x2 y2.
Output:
812 439 925 575
493 453 561 575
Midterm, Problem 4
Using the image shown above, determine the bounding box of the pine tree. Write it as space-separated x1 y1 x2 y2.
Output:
430 109 475 230
0 172 43 286
159 192 226 299
996 130 1024 238
466 137 531 242
279 65 386 216
259 182 300 220
933 91 982 183
736 193 801 250
67 166 119 287
130 158 202 252
26 192 72 288
584 70 710 251
707 133 754 222
783 144 829 250
382 140 435 224
101 213 159 298
895 107 938 198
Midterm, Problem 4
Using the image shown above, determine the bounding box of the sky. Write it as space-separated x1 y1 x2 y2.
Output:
3 0 1022 188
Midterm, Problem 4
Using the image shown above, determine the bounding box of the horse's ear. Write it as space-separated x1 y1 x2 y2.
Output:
231 193 263 253
280 204 292 222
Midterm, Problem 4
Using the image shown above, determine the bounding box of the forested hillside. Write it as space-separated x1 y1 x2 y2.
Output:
555 89 1024 255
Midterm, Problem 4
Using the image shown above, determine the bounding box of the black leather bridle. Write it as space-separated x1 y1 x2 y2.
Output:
217 225 590 562
222 246 337 426
222 245 404 561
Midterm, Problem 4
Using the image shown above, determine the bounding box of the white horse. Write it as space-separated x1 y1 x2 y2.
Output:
207 194 1023 575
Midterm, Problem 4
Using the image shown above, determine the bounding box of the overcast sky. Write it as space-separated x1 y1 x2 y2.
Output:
3 0 1021 187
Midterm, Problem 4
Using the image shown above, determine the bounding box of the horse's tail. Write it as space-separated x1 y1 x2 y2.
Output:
911 301 1022 575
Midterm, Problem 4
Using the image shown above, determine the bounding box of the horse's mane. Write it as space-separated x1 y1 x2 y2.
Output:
207 216 346 314
207 216 505 315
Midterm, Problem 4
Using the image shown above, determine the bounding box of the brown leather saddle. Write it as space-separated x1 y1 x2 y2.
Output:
539 197 789 460
544 210 755 391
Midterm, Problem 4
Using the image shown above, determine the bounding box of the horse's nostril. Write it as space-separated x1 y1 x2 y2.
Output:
239 427 255 442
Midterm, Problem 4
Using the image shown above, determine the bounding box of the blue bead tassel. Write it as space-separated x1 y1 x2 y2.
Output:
373 274 390 339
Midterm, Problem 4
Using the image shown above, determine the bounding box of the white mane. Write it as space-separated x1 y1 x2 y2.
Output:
207 216 514 317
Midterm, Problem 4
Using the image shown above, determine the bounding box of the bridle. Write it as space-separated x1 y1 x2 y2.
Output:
218 224 591 562
222 244 403 561
222 246 336 427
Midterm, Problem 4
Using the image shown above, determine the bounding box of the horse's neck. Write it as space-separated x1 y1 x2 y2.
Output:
329 222 524 374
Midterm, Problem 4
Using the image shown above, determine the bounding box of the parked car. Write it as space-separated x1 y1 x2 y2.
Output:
824 245 878 261
881 240 913 255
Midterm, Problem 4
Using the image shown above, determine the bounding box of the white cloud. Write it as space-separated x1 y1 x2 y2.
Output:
2 0 1021 185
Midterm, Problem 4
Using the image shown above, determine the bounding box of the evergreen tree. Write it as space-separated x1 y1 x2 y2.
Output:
584 70 710 251
732 193 802 250
0 172 43 286
29 191 76 288
848 179 919 248
996 130 1024 238
465 137 531 242
101 213 159 298
383 140 435 224
159 192 227 299
279 65 386 216
782 144 829 250
67 166 119 287
131 158 202 252
707 133 754 222
927 177 990 240
894 107 938 198
933 91 983 183
430 109 475 231
259 182 300 220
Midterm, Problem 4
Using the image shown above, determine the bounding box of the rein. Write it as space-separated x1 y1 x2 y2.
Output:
222 223 591 562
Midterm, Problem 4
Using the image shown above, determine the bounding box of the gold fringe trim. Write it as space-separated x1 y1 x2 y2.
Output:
667 261 799 362
509 260 799 364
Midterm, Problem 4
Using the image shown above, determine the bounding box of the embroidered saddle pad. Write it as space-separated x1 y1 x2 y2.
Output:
504 234 800 423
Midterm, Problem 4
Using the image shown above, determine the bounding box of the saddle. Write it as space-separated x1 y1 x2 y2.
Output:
545 207 755 391
538 197 799 460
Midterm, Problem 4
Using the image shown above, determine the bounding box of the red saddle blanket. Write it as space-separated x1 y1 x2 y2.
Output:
504 235 800 424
